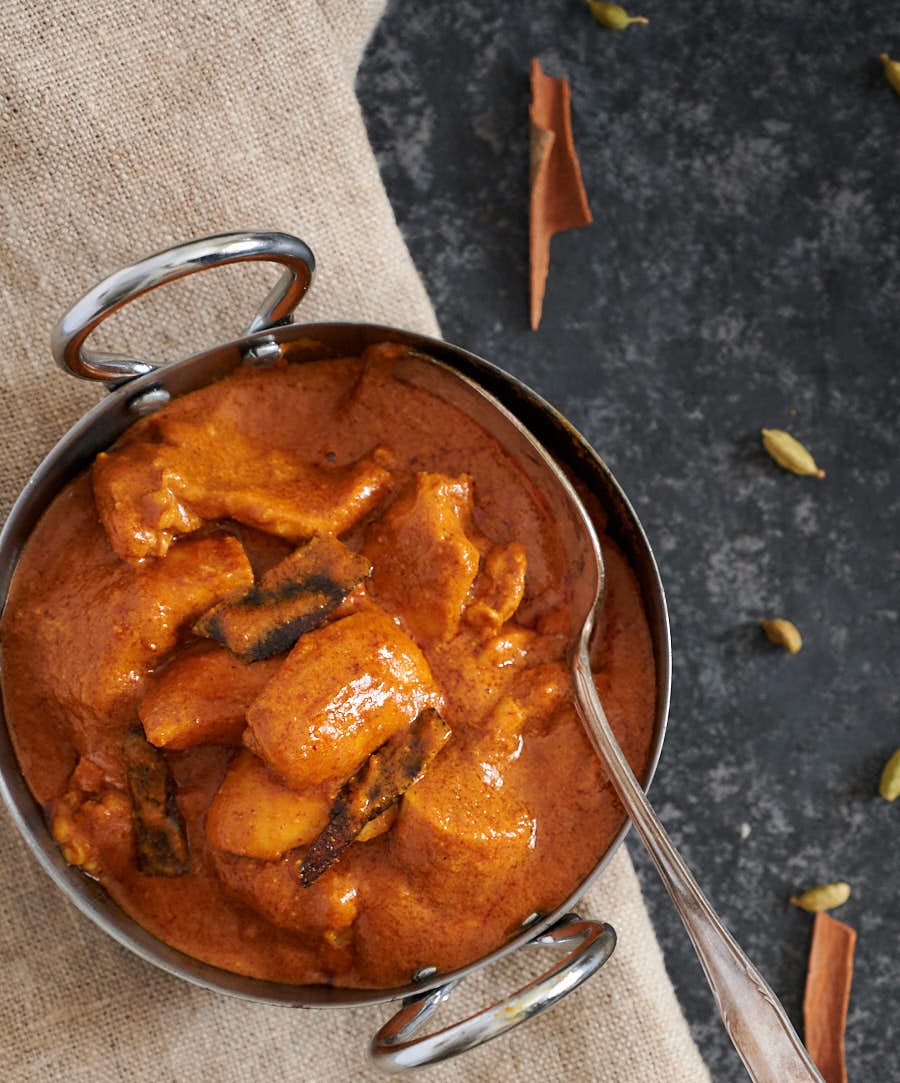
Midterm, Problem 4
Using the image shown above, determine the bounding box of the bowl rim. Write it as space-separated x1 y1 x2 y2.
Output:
0 321 671 1008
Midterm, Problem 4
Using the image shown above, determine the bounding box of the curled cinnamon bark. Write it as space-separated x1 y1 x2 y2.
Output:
194 535 371 662
803 911 856 1083
298 707 451 886
529 58 592 330
122 731 189 877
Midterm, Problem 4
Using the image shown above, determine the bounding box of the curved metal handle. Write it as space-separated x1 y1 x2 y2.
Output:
370 913 616 1072
572 646 824 1083
51 230 315 383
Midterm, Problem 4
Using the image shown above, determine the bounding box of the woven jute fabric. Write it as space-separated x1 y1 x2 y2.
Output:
0 3 710 1080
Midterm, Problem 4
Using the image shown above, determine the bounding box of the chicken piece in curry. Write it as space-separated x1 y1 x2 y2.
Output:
0 342 656 987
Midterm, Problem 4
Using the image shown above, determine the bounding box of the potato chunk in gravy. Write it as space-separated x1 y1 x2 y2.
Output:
0 343 656 987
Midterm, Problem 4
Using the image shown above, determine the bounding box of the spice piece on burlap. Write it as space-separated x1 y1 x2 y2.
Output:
803 911 856 1083
529 58 592 330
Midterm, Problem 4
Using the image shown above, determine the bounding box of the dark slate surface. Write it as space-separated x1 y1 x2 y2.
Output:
358 3 900 1079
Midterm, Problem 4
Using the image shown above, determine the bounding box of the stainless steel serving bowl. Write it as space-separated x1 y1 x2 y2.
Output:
0 232 670 1071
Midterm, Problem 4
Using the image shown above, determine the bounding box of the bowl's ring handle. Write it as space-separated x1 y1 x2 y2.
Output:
370 914 616 1073
51 230 315 385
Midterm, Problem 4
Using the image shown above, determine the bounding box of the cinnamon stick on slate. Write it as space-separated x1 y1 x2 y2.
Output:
529 57 592 330
803 911 856 1083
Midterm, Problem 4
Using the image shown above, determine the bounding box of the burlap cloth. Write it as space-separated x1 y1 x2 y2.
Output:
0 3 711 1080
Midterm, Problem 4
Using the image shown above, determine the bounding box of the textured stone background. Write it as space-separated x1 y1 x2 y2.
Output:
358 2 899 1079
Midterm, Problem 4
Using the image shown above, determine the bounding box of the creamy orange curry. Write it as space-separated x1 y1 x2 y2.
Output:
1 342 655 988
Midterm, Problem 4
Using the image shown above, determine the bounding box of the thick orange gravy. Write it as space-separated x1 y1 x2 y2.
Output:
1 343 656 988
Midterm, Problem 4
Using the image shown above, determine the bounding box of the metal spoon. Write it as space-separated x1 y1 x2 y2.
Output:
571 631 824 1082
398 352 824 1083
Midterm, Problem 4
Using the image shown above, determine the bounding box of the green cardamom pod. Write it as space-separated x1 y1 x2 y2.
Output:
587 2 648 29
790 882 851 912
760 618 803 654
878 747 900 801
881 53 900 95
761 428 825 478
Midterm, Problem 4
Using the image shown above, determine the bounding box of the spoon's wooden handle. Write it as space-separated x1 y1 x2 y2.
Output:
572 650 824 1083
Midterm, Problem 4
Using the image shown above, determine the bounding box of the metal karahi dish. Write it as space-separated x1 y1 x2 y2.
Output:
0 232 670 1070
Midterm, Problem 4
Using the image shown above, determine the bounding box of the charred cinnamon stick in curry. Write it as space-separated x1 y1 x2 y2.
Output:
299 707 451 886
122 731 190 877
194 534 371 662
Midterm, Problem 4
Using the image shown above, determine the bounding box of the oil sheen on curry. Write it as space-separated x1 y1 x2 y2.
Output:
1 343 656 988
